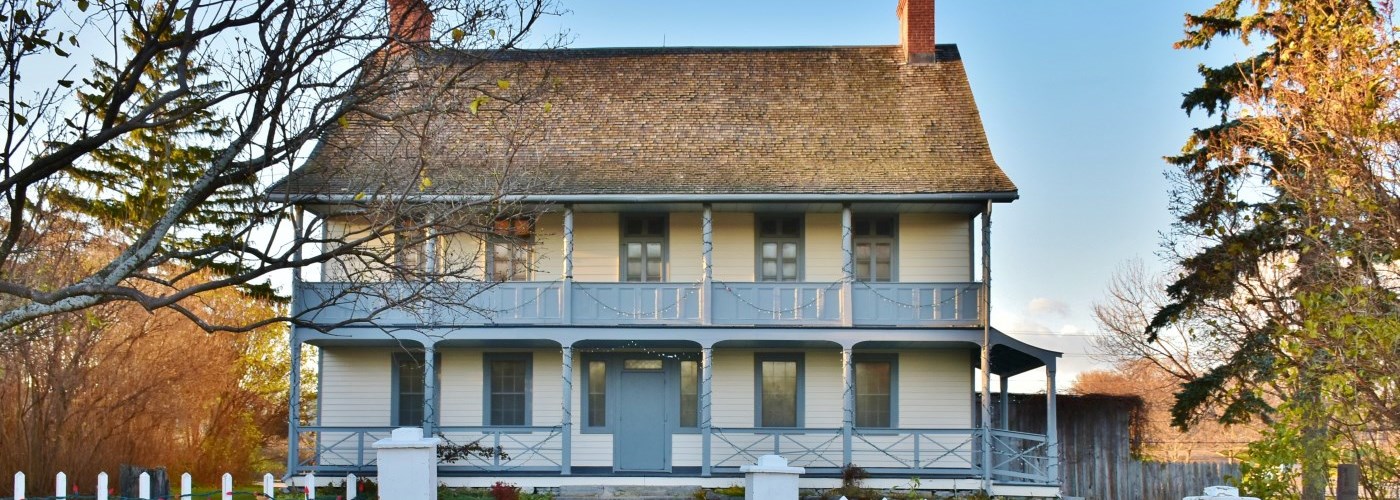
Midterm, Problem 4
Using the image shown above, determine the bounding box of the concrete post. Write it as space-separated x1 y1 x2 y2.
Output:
373 427 441 500
741 455 805 500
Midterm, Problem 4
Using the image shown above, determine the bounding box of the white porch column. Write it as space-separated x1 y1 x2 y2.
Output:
562 206 574 325
1047 362 1059 484
701 204 714 325
424 215 438 275
422 343 437 436
841 346 854 466
701 345 715 476
561 345 573 475
979 201 993 490
999 374 1010 430
840 205 854 327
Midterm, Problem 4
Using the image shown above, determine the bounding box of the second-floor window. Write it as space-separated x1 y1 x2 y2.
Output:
489 218 534 281
393 219 428 274
621 214 666 282
853 215 895 282
757 215 802 282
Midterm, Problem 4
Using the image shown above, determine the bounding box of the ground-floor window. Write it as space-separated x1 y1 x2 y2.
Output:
855 354 897 428
755 353 804 427
485 353 532 426
587 360 607 427
680 359 699 428
391 352 440 427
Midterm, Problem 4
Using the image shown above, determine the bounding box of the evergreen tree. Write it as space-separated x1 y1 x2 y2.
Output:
1157 1 1400 497
49 2 256 279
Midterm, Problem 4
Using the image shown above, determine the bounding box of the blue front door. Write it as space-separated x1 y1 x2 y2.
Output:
615 369 669 471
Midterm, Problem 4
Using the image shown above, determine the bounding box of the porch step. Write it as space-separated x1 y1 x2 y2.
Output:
554 485 706 499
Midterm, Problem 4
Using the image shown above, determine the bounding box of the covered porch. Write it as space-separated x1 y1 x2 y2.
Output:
287 329 1061 486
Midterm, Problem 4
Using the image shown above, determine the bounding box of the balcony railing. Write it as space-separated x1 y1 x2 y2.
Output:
295 281 982 328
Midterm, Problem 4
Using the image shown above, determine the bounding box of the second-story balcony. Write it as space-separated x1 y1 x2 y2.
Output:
294 280 981 328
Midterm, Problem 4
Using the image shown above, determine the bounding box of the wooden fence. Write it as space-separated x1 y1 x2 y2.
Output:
6 471 357 500
981 393 1241 500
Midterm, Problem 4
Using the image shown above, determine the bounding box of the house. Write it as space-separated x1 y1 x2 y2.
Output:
272 0 1063 496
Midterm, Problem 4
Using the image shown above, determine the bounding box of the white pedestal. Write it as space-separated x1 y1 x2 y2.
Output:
373 427 441 500
741 455 805 500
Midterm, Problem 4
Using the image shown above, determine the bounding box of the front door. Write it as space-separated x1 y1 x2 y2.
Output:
615 369 669 471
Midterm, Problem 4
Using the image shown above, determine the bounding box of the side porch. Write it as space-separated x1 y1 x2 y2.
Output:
288 328 1061 489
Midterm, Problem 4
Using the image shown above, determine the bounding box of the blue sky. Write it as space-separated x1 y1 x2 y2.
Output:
529 0 1236 389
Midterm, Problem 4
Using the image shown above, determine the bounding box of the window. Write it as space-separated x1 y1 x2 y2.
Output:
853 215 896 282
393 219 428 273
484 354 531 426
680 360 699 428
488 218 534 281
854 355 897 428
587 360 607 428
621 215 667 282
755 354 803 427
392 352 440 427
757 215 802 281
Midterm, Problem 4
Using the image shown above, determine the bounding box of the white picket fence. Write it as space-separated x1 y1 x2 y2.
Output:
9 471 362 500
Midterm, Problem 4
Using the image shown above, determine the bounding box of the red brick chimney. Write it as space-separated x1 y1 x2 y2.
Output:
897 0 935 64
388 0 432 49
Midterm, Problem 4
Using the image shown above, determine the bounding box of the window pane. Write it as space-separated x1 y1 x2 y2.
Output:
624 359 663 370
762 243 777 259
855 361 892 428
588 361 606 427
762 260 778 280
781 242 797 260
490 359 528 426
782 262 798 280
855 243 872 281
760 360 798 427
397 356 426 426
645 243 662 282
680 360 698 428
875 243 892 282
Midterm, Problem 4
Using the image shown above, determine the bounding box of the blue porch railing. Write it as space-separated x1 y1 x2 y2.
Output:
295 281 981 328
293 426 1053 484
296 426 564 474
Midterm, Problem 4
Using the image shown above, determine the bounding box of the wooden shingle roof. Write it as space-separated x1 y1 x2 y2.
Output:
272 44 1017 200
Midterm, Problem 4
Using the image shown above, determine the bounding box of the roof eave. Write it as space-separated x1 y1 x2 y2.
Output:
271 191 1020 205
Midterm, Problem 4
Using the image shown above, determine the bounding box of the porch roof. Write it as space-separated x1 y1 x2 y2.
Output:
297 326 1059 377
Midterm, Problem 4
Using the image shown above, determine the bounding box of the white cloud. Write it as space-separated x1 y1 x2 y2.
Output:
1027 297 1071 317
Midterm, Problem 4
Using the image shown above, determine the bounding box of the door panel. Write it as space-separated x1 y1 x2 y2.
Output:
615 370 669 471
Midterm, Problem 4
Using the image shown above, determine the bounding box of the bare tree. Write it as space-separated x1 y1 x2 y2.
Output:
0 0 562 334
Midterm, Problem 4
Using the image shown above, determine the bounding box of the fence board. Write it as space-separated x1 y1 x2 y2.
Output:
980 393 1241 500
